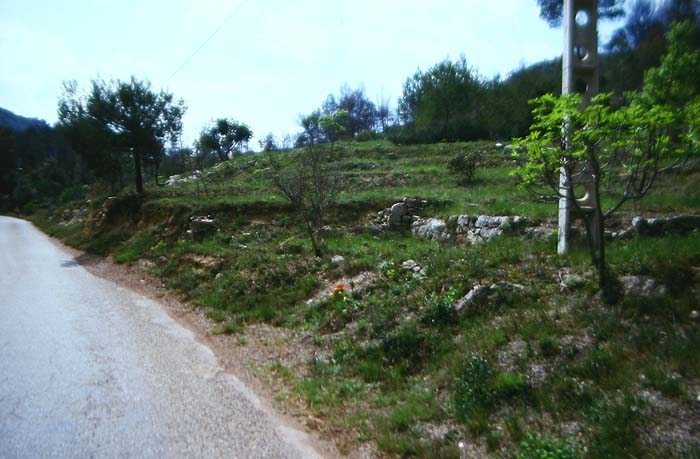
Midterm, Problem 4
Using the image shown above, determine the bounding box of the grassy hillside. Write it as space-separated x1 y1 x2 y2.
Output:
33 140 700 458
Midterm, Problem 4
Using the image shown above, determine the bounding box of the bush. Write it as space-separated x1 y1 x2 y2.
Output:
514 433 583 459
447 151 480 185
453 353 494 421
381 324 429 369
421 288 460 327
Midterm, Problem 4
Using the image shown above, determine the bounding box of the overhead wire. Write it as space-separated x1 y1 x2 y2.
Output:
166 0 251 83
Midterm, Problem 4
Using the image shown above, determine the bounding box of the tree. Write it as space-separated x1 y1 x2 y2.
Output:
375 95 393 132
397 57 486 143
58 77 185 194
536 0 625 27
514 23 699 294
196 118 252 162
514 93 681 294
322 85 377 137
268 120 343 257
259 133 279 152
298 110 323 147
319 109 349 160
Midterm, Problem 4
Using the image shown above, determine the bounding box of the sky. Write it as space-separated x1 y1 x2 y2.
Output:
0 0 624 149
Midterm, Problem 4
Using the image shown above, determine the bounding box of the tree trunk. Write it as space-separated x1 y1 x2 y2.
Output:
133 149 144 194
305 221 322 257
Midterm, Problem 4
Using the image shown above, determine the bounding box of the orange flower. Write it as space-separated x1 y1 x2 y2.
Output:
331 283 346 295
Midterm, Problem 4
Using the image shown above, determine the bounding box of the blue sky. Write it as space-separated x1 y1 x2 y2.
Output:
0 0 624 148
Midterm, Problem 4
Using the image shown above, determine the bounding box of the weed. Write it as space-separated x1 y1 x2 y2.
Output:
514 433 583 459
206 309 227 323
494 372 530 399
421 288 460 327
538 336 560 357
587 393 646 459
485 430 502 451
381 323 430 371
213 321 242 335
642 364 686 398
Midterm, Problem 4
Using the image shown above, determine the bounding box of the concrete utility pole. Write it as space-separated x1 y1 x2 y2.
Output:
558 0 600 255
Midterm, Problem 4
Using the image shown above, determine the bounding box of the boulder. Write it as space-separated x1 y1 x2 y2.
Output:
164 174 182 186
490 281 527 293
189 215 217 241
401 259 420 272
454 281 529 314
454 285 490 313
388 202 408 226
331 255 345 266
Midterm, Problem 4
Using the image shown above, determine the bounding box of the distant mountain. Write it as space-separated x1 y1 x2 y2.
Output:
0 107 50 133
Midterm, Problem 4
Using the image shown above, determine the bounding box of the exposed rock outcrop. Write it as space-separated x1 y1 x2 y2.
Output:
612 215 700 239
369 197 429 232
412 214 527 243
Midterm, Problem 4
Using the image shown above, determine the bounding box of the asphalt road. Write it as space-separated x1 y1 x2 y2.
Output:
0 216 322 459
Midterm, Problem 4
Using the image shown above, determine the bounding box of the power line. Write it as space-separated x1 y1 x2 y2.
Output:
167 0 251 83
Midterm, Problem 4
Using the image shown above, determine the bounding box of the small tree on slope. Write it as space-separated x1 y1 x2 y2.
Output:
513 22 700 296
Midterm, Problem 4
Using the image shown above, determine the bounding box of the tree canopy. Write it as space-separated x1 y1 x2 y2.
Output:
196 118 252 163
536 0 625 27
58 77 185 194
397 57 486 143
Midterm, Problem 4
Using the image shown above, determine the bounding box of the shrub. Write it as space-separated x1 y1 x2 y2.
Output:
447 151 480 185
421 288 460 327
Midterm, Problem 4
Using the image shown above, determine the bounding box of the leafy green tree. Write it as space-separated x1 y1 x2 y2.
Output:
58 77 185 194
397 57 486 143
259 133 278 152
196 118 252 162
0 126 18 207
514 93 679 292
643 20 700 109
319 109 349 160
298 110 323 147
322 86 377 137
515 22 699 293
536 0 625 27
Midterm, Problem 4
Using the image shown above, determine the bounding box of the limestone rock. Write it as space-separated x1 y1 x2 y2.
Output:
401 259 427 278
411 218 449 241
454 285 489 313
453 281 528 314
620 275 667 297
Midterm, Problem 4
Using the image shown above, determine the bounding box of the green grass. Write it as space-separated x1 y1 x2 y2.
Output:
31 139 700 459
